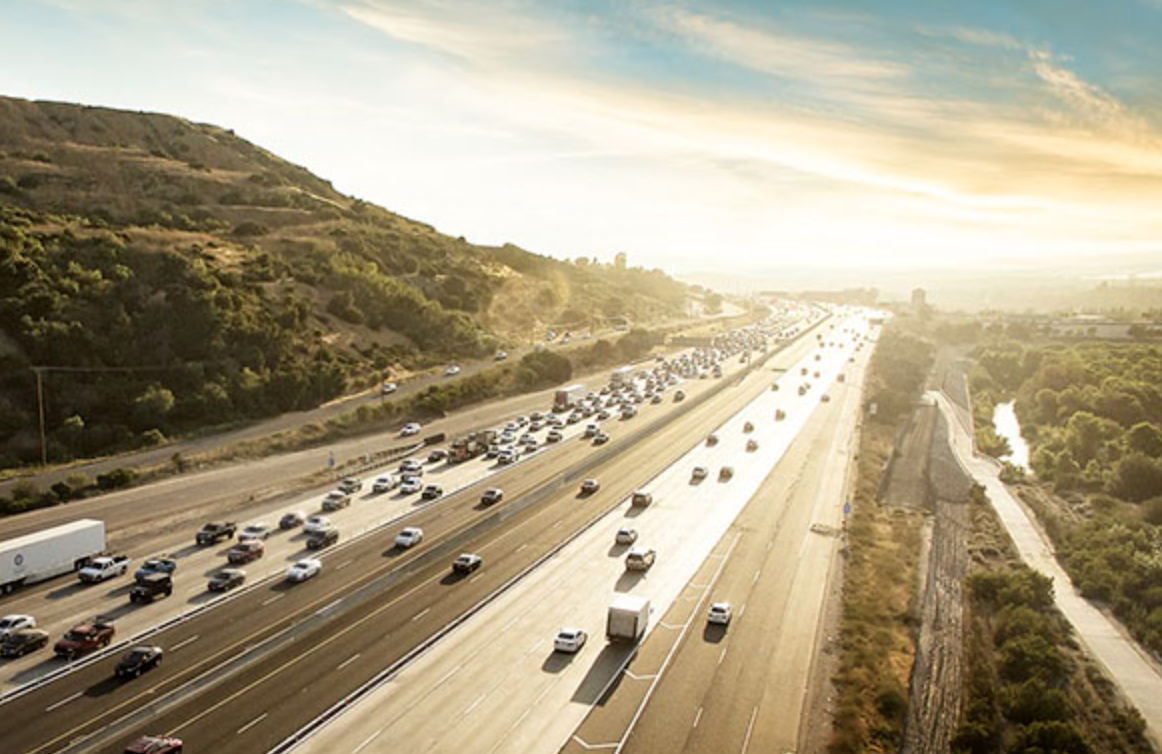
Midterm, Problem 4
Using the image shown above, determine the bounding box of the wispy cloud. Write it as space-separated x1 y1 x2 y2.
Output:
654 7 908 89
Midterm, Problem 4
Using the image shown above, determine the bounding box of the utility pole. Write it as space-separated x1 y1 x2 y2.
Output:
34 367 47 467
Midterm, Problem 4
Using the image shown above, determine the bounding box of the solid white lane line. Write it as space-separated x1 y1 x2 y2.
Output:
436 664 463 688
411 607 431 622
740 706 758 754
693 706 703 729
739 603 747 619
335 559 354 571
170 635 199 651
516 543 529 553
718 647 728 665
237 712 268 735
352 727 384 754
463 693 488 716
261 594 283 606
337 653 362 671
45 691 83 712
752 569 761 583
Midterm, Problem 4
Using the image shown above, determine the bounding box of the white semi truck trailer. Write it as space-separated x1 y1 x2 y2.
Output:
0 519 106 594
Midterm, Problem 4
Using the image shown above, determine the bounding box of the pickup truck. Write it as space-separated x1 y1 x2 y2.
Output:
78 555 131 584
196 522 237 546
54 619 115 659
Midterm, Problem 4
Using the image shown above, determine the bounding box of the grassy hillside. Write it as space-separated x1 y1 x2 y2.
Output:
0 95 686 468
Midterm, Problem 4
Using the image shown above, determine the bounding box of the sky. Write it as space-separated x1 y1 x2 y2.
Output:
1 0 1161 275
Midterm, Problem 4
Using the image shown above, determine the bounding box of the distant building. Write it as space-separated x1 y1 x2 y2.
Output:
614 252 627 271
911 287 927 315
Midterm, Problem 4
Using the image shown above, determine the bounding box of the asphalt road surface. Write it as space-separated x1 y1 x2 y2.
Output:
566 323 871 754
0 308 815 694
291 314 872 754
0 309 836 754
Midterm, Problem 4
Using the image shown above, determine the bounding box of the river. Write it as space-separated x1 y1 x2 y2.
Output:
992 401 1030 471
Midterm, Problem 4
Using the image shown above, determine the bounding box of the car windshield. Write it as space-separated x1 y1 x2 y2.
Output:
0 618 13 629
129 648 151 659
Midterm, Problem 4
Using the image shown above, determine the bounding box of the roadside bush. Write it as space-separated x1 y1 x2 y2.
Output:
96 467 137 490
1010 720 1090 754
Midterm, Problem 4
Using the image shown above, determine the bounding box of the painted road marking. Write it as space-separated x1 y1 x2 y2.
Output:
237 712 268 735
337 653 362 671
170 635 199 651
45 691 82 713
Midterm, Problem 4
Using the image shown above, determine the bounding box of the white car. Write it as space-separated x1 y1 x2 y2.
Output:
584 423 600 438
239 523 272 541
395 527 424 549
580 478 600 494
303 515 333 535
0 614 35 639
615 528 638 545
554 627 588 654
286 558 322 583
381 381 397 395
708 602 733 625
445 364 461 376
497 449 518 465
546 429 563 443
399 477 423 494
400 422 422 437
372 475 398 493
399 458 423 474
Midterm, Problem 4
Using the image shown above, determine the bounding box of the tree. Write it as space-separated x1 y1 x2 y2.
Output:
1064 412 1103 465
1127 422 1162 459
131 385 175 432
1112 453 1162 503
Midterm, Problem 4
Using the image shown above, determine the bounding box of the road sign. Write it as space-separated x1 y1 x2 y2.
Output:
843 502 851 516
327 452 335 469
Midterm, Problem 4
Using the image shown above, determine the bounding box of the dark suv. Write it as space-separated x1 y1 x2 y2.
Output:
130 573 173 603
306 528 339 550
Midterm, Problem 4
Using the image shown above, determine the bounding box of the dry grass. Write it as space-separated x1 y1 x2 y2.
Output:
828 418 925 753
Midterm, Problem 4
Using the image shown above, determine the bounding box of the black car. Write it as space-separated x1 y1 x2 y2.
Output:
1 628 49 658
480 488 504 506
306 528 339 550
207 568 246 592
116 645 163 678
129 573 173 603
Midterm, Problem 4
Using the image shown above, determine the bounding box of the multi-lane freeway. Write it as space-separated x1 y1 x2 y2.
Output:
0 303 872 754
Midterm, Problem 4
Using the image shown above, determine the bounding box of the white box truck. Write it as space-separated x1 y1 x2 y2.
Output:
606 594 650 643
610 366 633 386
0 519 106 594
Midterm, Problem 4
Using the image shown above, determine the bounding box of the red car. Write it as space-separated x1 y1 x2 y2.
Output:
123 736 183 753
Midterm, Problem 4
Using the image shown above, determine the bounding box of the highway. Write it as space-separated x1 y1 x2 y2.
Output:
566 322 870 754
0 309 835 753
0 308 816 694
289 314 872 754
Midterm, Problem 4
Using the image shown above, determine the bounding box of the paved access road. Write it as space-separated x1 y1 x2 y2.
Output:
292 314 873 754
935 391 1162 748
0 310 830 754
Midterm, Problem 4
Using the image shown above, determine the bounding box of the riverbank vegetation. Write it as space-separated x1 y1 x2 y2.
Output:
970 341 1162 655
